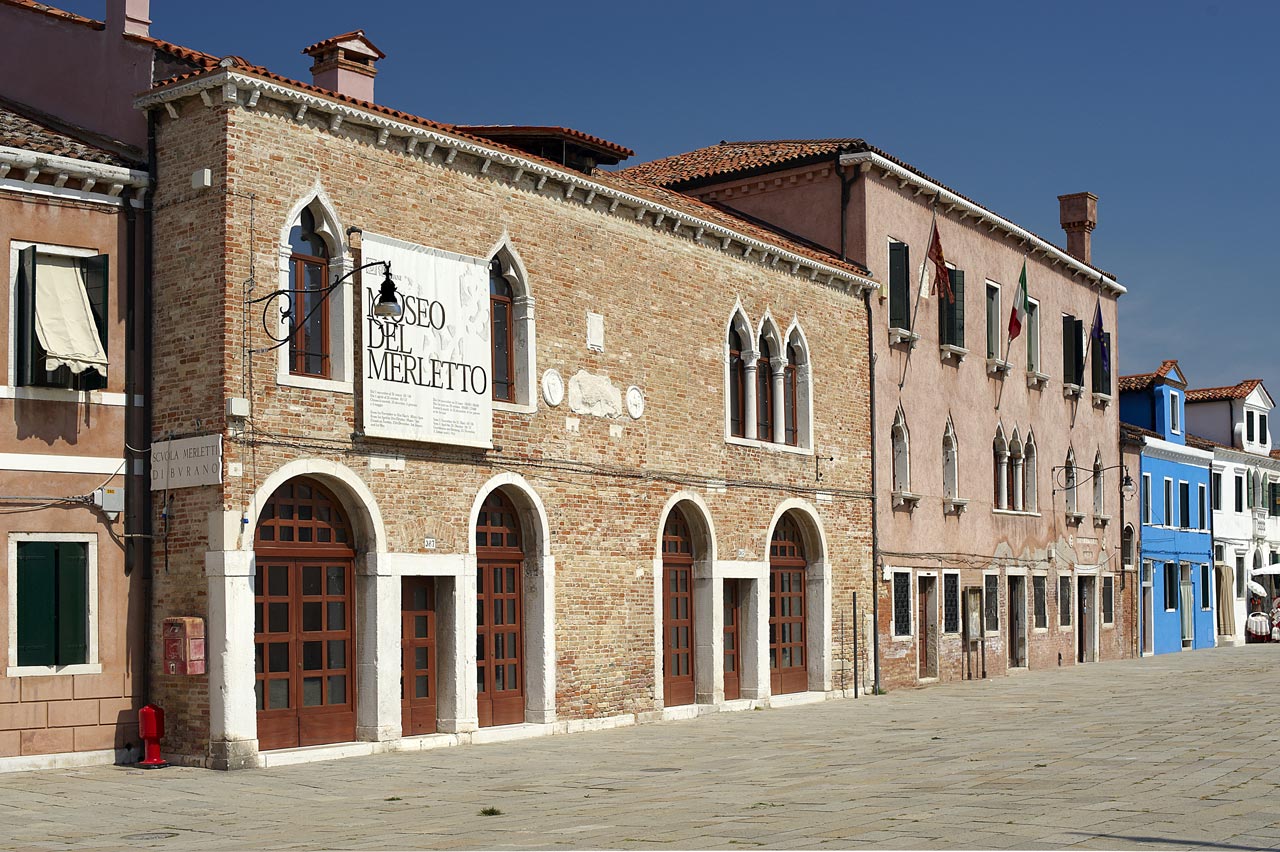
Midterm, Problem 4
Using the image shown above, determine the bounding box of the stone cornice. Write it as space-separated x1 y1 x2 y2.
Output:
1143 436 1213 466
136 70 877 294
0 145 149 207
838 151 1125 298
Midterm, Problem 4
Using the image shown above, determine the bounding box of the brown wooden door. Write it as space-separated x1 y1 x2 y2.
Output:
662 509 695 706
476 491 524 728
918 576 931 679
769 516 808 695
401 576 436 736
723 580 741 701
254 479 355 751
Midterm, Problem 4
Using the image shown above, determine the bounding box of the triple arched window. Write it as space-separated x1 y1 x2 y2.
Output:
725 308 810 449
992 425 1037 512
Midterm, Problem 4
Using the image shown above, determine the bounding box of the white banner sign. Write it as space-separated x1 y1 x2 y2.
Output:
360 232 493 448
151 434 222 491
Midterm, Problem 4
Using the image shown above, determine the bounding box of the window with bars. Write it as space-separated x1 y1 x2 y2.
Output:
984 574 999 632
892 571 911 636
1058 575 1072 626
1102 576 1114 624
943 573 960 633
1033 575 1047 629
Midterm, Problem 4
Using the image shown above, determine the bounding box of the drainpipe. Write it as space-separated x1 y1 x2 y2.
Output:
839 158 882 693
139 108 157 707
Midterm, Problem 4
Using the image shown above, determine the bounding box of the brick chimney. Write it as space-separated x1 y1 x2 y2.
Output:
106 0 149 36
302 31 385 103
1058 192 1098 264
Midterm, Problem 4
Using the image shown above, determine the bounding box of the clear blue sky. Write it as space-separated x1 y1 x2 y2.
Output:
62 1 1280 396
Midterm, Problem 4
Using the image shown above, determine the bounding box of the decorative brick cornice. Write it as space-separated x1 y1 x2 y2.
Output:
838 151 1124 297
136 70 876 294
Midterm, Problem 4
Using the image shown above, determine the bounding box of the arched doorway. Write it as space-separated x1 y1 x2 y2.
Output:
662 507 695 706
254 478 356 750
476 490 525 727
769 514 808 694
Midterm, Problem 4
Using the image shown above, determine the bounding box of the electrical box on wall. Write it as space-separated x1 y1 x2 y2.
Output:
93 485 125 520
163 617 206 676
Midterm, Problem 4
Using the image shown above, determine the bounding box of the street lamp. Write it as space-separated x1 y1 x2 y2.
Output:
250 260 401 353
1051 462 1137 501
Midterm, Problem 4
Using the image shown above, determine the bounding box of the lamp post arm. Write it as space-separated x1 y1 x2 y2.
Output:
248 260 392 355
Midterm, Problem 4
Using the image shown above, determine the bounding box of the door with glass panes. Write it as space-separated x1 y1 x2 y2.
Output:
401 576 437 736
254 479 355 751
662 508 695 706
476 490 525 727
769 515 808 695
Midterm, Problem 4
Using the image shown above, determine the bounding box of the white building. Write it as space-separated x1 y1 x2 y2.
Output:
1185 380 1280 644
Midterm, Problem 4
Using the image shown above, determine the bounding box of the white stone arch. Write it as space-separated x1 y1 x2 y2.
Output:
942 416 959 500
1065 446 1079 514
652 491 718 707
891 406 911 494
1024 430 1039 512
244 457 387 554
485 232 537 410
468 472 556 725
1009 428 1024 512
1093 450 1106 516
276 183 354 391
764 499 832 694
725 302 755 440
783 319 813 449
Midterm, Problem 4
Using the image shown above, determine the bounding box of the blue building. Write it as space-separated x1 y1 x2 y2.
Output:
1120 360 1216 654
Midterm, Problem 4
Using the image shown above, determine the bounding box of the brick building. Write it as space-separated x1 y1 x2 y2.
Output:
0 97 150 769
116 29 880 767
624 141 1136 690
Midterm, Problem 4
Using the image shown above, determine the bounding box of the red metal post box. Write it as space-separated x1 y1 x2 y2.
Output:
162 616 205 676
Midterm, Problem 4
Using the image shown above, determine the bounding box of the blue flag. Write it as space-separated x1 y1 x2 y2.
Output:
1090 300 1109 377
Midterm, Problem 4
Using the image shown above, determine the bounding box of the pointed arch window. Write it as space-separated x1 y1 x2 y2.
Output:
728 325 747 438
1023 432 1038 512
892 409 910 493
288 206 332 378
993 427 1009 510
1009 431 1024 512
783 342 800 446
1093 452 1106 516
490 259 515 403
757 334 775 442
487 243 536 408
1065 449 1079 514
942 420 959 500
1122 524 1135 570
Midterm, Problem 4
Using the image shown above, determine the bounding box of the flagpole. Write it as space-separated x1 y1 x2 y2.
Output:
994 251 1028 413
898 200 938 391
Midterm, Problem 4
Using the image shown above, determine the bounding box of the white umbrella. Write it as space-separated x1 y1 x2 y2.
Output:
1252 565 1280 576
1248 580 1268 596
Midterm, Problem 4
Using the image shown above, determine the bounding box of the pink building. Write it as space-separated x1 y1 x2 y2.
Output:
625 142 1134 689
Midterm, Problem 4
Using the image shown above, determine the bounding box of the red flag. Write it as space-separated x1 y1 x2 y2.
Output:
928 223 953 303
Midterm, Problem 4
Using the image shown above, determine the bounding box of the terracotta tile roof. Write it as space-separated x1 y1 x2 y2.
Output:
1186 379 1264 403
1118 359 1181 393
301 30 385 60
1185 433 1225 452
0 0 102 29
0 97 137 166
620 139 1121 282
144 64 871 282
1270 449 1280 461
125 33 220 70
456 125 634 161
1121 422 1161 444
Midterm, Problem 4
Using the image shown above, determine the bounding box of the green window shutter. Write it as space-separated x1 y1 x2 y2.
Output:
77 255 109 392
1073 319 1086 385
16 246 37 387
937 277 949 344
1091 332 1104 391
17 542 57 666
1061 315 1073 382
951 270 965 349
56 543 89 665
889 242 910 329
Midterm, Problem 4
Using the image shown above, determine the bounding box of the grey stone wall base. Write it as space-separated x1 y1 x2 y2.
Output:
208 739 261 771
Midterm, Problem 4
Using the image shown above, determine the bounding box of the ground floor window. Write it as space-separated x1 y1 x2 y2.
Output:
1163 562 1179 610
943 573 960 634
892 571 911 636
1102 576 1114 624
1032 575 1048 628
15 540 89 667
1058 575 1072 626
983 574 999 632
1236 554 1245 599
1199 564 1211 611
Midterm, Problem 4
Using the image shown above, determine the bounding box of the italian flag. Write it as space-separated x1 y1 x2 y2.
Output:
1008 260 1029 341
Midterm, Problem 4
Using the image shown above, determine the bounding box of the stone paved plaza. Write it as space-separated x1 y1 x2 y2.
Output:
2 645 1279 850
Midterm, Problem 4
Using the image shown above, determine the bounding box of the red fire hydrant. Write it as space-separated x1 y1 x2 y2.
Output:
137 704 168 769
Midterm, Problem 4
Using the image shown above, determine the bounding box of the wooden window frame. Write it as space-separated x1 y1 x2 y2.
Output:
287 249 332 379
489 260 516 403
7 533 99 677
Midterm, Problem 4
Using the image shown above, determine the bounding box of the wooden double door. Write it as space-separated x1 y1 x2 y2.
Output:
254 479 356 751
769 516 809 695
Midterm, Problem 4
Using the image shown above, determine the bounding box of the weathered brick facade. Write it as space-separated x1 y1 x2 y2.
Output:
144 71 875 766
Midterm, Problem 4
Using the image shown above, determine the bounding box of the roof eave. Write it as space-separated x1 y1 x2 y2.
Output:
838 151 1126 297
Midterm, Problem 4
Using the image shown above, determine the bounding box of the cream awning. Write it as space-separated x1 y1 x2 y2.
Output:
34 256 107 375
